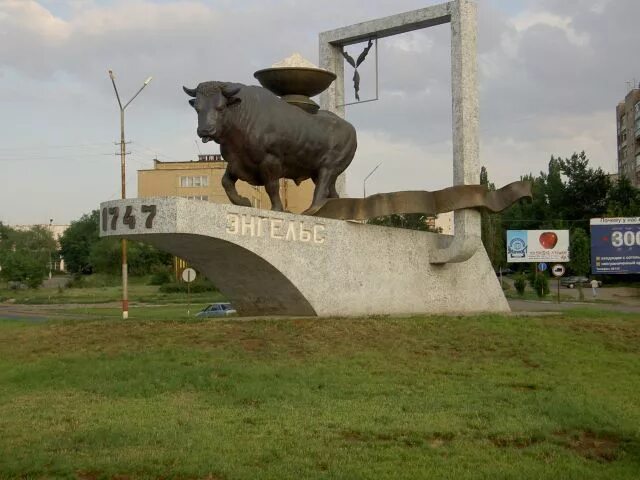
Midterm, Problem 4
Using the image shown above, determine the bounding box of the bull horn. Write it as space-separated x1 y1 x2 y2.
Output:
221 83 241 98
183 86 197 97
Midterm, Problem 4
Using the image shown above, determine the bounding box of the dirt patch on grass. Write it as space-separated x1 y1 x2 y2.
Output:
554 430 622 462
566 321 640 352
498 382 551 392
77 472 223 480
339 429 454 448
522 357 541 369
489 434 544 449
341 429 367 442
239 337 267 353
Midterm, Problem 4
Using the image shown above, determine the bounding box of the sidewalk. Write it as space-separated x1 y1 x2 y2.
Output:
508 298 640 314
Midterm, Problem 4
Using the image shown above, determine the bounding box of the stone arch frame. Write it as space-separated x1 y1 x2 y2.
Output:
318 0 480 265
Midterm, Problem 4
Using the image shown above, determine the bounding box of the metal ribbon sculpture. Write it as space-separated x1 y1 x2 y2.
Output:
342 39 374 101
311 181 532 220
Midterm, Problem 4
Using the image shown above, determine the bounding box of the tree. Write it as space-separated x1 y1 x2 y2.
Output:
607 175 640 217
367 213 441 232
60 210 172 276
569 227 591 300
558 151 610 229
88 237 172 276
544 156 566 221
0 225 56 288
480 166 506 269
59 210 100 274
0 222 9 241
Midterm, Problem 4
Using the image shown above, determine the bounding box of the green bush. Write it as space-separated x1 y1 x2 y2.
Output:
148 266 172 286
514 274 527 296
66 273 121 289
66 274 86 288
533 274 550 298
159 280 218 294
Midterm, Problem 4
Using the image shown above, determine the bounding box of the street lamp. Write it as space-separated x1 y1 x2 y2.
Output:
363 162 383 198
108 70 153 320
48 218 53 280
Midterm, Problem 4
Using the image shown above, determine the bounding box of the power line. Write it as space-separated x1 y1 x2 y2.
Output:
0 153 115 161
0 142 114 151
0 150 164 163
134 143 183 162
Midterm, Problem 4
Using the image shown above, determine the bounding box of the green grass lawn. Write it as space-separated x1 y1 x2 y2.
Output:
0 280 225 306
1 310 639 479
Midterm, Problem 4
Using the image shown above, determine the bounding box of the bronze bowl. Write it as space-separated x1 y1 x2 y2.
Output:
253 67 336 98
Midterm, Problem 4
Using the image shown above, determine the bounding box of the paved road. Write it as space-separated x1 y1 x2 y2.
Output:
1 299 639 322
508 299 640 314
0 305 51 322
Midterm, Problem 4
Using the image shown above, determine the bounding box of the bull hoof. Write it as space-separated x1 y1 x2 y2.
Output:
303 205 321 216
235 197 252 208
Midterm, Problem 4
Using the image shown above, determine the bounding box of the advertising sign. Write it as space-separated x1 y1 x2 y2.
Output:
590 217 640 274
507 230 570 263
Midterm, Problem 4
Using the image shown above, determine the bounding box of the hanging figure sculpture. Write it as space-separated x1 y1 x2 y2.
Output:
342 39 374 101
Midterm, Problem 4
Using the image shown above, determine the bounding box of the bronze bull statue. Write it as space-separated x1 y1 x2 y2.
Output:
183 81 357 214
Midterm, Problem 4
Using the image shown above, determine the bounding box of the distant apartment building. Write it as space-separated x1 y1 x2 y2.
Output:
616 85 640 186
434 211 453 235
137 154 315 213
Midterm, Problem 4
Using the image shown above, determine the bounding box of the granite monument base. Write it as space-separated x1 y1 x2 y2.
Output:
100 197 509 316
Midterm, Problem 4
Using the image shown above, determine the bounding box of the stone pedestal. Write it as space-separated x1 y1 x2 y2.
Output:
100 198 509 317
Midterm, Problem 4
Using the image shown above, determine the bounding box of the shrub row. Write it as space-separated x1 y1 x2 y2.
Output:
159 280 218 294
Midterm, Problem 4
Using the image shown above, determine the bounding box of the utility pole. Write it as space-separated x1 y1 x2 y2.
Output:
108 70 152 320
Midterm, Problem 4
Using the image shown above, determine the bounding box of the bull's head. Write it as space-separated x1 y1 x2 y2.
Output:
183 82 242 143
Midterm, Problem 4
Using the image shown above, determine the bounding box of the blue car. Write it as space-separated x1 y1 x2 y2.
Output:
196 302 237 317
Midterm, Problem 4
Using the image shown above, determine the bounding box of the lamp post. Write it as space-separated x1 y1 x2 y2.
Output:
108 70 153 320
363 162 383 198
48 218 53 280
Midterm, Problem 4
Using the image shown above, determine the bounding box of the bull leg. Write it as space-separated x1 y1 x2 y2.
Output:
304 168 332 214
264 178 284 211
328 177 340 199
222 170 252 207
259 156 284 211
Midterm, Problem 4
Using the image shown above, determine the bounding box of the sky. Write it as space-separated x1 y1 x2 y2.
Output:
0 0 637 225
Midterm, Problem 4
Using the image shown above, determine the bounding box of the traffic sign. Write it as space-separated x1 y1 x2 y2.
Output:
537 262 547 272
182 267 197 283
551 264 566 277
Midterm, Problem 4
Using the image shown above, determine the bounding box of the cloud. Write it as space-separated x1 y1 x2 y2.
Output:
1 0 71 40
346 130 453 195
512 11 590 46
0 0 635 224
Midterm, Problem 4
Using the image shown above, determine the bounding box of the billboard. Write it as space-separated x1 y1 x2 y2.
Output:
507 230 569 263
590 217 640 274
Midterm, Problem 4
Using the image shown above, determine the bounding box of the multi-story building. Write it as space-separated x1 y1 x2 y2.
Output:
616 85 640 186
137 154 315 213
434 211 453 235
